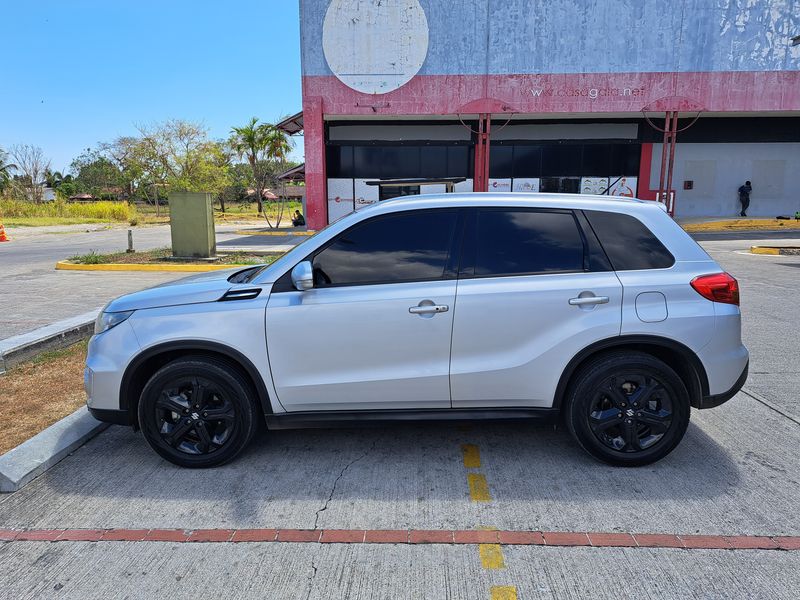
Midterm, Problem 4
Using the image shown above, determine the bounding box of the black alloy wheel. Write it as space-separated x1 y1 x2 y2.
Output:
587 372 674 453
138 357 259 468
565 351 690 466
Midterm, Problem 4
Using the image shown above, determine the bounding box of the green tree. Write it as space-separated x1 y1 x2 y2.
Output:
136 120 230 198
70 150 124 198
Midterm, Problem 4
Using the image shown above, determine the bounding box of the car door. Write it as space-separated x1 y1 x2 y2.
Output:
266 208 461 412
450 208 623 408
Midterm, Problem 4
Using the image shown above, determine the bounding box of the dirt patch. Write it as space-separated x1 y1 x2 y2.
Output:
0 341 88 455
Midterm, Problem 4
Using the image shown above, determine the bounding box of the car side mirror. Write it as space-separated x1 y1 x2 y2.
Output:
291 261 314 291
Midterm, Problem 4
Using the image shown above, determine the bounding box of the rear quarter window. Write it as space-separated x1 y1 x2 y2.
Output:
584 210 675 271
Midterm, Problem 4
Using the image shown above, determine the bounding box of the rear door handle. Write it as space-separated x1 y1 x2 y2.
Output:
569 296 609 306
409 304 449 314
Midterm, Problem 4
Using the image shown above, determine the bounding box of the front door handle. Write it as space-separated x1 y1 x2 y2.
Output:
409 304 449 314
569 296 609 306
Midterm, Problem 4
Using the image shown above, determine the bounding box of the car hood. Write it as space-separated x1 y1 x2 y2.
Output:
104 266 263 312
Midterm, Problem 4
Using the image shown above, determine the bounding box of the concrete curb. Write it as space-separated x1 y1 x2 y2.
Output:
0 309 101 374
55 260 248 272
0 407 109 493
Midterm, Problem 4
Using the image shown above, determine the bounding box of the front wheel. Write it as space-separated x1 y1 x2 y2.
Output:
138 357 259 468
564 351 690 467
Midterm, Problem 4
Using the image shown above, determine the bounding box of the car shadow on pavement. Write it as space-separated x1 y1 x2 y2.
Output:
0 418 759 534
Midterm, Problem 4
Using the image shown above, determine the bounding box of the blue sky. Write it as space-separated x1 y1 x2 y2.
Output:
0 0 304 172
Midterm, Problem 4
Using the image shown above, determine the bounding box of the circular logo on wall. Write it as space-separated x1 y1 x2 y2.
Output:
322 0 429 95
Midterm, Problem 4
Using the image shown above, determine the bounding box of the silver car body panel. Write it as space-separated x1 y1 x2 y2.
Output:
85 193 748 417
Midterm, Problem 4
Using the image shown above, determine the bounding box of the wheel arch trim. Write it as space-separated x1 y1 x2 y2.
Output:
119 340 273 423
553 335 709 410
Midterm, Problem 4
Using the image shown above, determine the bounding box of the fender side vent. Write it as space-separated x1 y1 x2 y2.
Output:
219 288 262 302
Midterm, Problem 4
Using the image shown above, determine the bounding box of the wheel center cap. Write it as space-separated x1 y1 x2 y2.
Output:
191 412 200 420
626 409 635 417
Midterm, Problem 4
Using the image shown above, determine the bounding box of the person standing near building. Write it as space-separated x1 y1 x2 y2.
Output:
738 181 752 217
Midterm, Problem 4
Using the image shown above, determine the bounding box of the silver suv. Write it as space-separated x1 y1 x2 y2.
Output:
85 194 748 468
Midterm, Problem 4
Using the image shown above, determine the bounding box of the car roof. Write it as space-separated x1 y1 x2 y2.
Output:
367 192 648 214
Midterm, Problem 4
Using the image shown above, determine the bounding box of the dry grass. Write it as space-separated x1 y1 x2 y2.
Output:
0 341 88 455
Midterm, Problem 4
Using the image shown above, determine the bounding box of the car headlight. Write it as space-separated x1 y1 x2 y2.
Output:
94 310 134 335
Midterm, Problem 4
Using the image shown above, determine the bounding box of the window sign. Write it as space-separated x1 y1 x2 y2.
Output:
327 178 355 222
608 176 637 197
580 177 610 195
512 178 540 192
354 179 379 210
489 178 512 192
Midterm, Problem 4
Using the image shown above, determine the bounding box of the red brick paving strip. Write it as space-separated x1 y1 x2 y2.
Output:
187 529 235 543
320 529 367 543
0 528 797 550
587 533 638 548
543 532 591 546
231 529 278 543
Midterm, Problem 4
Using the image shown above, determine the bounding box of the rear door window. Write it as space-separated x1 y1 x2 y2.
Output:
583 210 675 270
470 209 585 277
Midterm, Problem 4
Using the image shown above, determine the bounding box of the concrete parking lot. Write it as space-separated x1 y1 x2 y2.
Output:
1 233 799 599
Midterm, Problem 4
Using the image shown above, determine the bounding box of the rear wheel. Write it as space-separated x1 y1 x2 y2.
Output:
564 351 690 466
138 357 259 468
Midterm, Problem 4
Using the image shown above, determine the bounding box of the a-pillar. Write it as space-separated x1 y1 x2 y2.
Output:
303 96 327 230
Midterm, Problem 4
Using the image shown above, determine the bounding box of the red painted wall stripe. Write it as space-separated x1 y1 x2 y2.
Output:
1 528 798 550
303 71 800 115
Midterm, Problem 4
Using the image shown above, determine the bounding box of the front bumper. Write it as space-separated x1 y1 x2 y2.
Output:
697 361 748 409
89 407 130 425
84 319 141 412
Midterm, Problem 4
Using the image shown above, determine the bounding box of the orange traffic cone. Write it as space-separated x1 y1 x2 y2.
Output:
0 222 9 242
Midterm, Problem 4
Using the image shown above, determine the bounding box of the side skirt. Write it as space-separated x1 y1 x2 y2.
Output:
265 408 560 430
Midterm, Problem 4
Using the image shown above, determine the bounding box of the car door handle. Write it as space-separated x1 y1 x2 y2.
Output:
569 296 609 306
409 304 449 314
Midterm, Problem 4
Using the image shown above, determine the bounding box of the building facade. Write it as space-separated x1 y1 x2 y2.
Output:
294 0 800 229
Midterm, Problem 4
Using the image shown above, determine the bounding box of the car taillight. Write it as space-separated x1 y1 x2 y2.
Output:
690 272 740 305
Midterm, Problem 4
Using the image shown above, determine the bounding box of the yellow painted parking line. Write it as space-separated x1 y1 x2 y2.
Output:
490 586 518 600
479 543 506 569
233 229 315 236
467 473 492 502
750 246 781 255
461 444 481 468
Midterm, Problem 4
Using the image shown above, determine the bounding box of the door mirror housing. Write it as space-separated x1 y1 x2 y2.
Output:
291 261 314 291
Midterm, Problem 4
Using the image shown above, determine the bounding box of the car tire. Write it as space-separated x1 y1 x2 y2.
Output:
564 351 690 467
138 357 259 468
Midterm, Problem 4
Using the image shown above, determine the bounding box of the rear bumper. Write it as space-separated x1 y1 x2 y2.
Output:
696 361 748 409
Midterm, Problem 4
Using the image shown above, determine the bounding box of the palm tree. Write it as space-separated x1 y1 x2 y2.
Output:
230 118 295 227
230 117 271 215
264 127 294 227
0 148 17 194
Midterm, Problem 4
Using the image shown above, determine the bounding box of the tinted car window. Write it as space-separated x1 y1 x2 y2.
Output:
474 210 585 276
312 211 458 286
584 210 675 270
